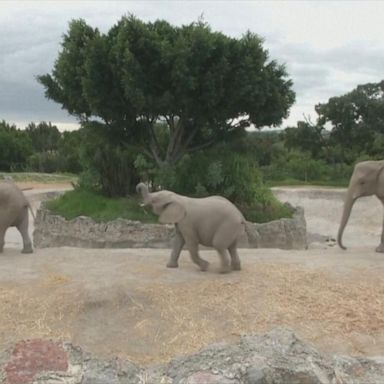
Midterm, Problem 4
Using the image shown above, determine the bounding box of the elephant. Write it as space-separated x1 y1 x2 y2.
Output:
0 180 34 254
136 183 247 273
337 160 384 252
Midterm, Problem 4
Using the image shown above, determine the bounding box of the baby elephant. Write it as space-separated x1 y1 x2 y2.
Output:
136 183 246 273
0 180 34 254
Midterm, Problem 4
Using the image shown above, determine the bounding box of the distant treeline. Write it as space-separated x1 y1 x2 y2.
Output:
0 120 82 173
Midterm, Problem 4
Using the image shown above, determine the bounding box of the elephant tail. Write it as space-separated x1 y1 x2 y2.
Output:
27 202 36 221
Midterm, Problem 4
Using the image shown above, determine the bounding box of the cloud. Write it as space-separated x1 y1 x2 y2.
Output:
1 1 384 129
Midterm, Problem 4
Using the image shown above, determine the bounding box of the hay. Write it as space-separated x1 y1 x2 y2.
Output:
0 272 82 346
1 262 383 365
133 263 384 363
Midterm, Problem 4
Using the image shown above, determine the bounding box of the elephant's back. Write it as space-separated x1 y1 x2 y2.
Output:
186 195 244 223
0 182 26 208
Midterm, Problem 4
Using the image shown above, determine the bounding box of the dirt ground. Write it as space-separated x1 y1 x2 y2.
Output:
1 184 384 365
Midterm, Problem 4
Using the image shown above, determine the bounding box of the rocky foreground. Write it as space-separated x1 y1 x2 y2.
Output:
2 328 384 384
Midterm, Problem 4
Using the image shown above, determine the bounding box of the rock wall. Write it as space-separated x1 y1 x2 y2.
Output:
33 205 307 249
1 329 384 384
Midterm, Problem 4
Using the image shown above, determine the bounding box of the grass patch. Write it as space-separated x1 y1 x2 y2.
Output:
46 189 157 223
0 172 78 184
47 188 293 224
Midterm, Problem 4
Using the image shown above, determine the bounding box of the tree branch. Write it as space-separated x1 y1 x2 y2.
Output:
166 117 185 164
148 122 164 167
187 139 215 153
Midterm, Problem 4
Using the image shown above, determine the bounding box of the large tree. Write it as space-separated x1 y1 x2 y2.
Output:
316 80 384 156
38 16 294 168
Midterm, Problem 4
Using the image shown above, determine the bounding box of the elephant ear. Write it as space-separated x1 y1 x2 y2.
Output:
159 202 186 224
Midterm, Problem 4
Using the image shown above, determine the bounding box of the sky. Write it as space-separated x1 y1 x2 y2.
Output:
1 1 384 131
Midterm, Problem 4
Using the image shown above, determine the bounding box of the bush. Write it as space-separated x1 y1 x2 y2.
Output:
78 125 140 197
27 152 64 173
261 150 353 187
136 144 293 223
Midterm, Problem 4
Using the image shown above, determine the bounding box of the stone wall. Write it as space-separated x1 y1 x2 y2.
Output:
33 205 307 249
1 329 383 383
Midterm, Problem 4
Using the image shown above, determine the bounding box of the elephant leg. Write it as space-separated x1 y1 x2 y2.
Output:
228 242 241 271
0 227 5 253
376 199 384 253
215 248 231 274
16 208 33 254
167 229 185 268
187 242 209 272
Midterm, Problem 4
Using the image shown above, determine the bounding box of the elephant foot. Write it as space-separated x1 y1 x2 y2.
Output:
375 244 384 253
166 261 179 268
219 263 232 274
21 247 33 254
199 260 210 272
231 262 241 271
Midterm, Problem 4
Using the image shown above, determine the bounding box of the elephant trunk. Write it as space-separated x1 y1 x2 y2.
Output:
337 192 356 250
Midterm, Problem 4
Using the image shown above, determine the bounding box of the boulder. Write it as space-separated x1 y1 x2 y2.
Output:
2 329 384 384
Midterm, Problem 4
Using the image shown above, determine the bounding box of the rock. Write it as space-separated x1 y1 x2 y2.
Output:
33 204 307 250
1 329 384 383
176 371 238 383
240 205 307 249
3 340 68 384
244 367 267 384
82 359 120 384
33 207 174 249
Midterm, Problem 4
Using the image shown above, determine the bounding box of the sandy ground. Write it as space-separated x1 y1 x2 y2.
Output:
1 184 384 365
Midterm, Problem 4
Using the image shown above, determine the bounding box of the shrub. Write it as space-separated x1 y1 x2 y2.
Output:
136 144 293 223
27 152 64 173
78 125 140 197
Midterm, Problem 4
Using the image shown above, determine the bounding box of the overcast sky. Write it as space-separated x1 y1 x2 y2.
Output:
1 1 384 131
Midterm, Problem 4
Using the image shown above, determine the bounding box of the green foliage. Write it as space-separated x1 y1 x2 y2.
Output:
228 130 284 166
0 120 33 171
22 122 83 174
316 80 384 158
370 132 384 159
261 151 353 186
25 122 61 152
38 15 295 175
283 121 328 159
136 145 293 223
56 130 83 173
47 189 156 222
78 124 140 197
27 152 64 173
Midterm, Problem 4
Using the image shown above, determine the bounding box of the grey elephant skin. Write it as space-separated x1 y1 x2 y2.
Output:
0 181 34 253
337 159 384 252
136 183 246 273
